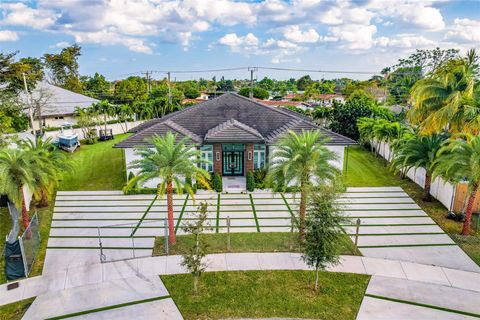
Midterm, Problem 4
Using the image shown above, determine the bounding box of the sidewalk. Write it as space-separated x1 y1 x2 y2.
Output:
2 253 480 319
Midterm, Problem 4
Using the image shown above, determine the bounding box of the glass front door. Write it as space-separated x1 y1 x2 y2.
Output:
222 151 244 176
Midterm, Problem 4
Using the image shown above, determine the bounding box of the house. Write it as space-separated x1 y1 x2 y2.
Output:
255 99 312 111
21 81 99 130
115 93 355 189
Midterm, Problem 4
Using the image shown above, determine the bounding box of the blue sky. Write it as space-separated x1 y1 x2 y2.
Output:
0 0 479 81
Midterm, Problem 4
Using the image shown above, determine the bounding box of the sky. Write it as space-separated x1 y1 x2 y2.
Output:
0 0 479 81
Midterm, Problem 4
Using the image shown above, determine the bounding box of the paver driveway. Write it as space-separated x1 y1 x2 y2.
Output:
46 187 479 272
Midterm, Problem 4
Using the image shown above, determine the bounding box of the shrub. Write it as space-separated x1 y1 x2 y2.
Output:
212 173 222 192
246 171 255 192
253 168 267 189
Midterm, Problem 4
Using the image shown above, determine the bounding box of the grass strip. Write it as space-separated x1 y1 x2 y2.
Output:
281 193 298 228
49 236 155 239
216 194 221 233
45 295 171 320
174 194 189 234
46 246 153 250
365 294 480 319
358 243 456 248
249 194 261 232
346 232 445 236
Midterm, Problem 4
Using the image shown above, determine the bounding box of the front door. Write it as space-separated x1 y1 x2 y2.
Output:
222 151 244 176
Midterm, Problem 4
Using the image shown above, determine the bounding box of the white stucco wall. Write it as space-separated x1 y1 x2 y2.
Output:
326 145 345 171
375 140 455 210
124 148 161 188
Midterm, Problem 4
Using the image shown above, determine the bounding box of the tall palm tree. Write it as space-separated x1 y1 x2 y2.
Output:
92 100 114 134
434 134 480 235
0 148 36 228
21 137 73 207
409 52 478 134
128 132 211 245
391 133 448 201
268 130 338 241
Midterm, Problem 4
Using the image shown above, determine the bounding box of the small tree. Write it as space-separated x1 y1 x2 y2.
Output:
212 173 222 192
181 202 211 294
302 181 347 291
246 171 255 192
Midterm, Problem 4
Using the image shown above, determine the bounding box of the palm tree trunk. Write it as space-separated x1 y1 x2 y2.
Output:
299 181 307 242
39 189 49 207
20 186 30 229
424 174 432 202
167 181 176 245
462 185 478 235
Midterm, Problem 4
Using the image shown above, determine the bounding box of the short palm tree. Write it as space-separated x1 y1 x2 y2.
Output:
268 130 338 241
409 52 478 134
357 117 377 154
434 134 480 235
128 132 211 245
21 137 73 207
391 133 448 201
0 148 36 228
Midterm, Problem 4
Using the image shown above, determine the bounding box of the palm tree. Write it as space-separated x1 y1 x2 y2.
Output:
409 51 478 134
357 117 377 154
391 133 448 201
21 137 73 207
128 132 211 245
268 130 338 241
0 148 36 228
434 134 480 235
92 100 114 134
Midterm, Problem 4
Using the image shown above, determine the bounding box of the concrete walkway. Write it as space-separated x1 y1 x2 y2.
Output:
2 253 480 319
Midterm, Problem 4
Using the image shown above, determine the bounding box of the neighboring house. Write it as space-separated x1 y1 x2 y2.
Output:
21 81 99 129
255 99 312 111
314 93 345 106
115 93 355 188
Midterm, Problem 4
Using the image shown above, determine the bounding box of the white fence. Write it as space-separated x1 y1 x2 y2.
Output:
375 140 456 211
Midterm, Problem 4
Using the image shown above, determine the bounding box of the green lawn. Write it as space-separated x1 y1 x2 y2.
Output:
59 134 128 190
0 298 35 320
154 232 361 256
162 270 370 320
345 145 480 266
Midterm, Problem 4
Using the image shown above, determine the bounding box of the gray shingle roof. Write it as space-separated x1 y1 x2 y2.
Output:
115 93 356 148
20 81 99 117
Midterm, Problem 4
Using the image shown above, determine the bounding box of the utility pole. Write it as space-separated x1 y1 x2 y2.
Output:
142 71 152 93
167 71 172 106
248 67 257 99
22 73 36 138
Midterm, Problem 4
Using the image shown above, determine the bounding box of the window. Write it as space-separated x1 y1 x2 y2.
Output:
200 145 213 172
253 144 266 170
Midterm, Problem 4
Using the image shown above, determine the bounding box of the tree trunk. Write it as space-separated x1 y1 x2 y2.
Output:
423 174 432 202
20 186 30 229
39 189 49 207
193 274 199 294
462 185 478 236
299 182 307 242
167 181 176 245
314 267 319 292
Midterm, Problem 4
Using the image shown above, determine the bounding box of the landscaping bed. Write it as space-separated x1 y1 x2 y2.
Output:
162 270 369 320
153 232 361 256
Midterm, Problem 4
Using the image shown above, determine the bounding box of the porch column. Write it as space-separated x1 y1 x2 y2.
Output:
213 143 222 175
246 143 254 173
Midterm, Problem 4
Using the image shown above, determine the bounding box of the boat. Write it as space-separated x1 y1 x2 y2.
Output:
55 122 80 152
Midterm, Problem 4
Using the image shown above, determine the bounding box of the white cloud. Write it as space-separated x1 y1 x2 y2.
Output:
375 34 437 49
50 41 70 49
218 33 259 48
326 24 377 50
282 25 319 43
0 3 58 29
0 30 18 41
445 18 480 44
70 30 153 54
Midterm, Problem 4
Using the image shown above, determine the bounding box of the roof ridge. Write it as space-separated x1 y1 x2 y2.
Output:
206 118 263 139
163 120 202 143
229 92 309 121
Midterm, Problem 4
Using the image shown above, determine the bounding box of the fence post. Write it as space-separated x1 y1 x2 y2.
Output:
354 218 361 247
227 216 231 252
164 218 169 255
